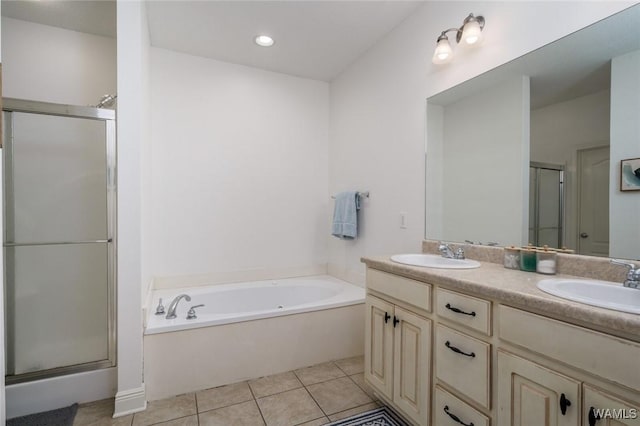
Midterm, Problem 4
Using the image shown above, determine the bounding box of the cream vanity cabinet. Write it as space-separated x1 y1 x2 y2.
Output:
364 270 432 425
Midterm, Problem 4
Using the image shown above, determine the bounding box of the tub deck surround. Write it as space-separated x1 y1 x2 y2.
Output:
143 275 365 401
361 255 640 341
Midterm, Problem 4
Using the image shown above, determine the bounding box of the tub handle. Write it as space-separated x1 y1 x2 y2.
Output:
186 304 205 320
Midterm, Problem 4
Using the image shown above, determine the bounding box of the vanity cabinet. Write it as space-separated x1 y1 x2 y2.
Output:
364 265 640 426
497 350 580 426
364 270 432 425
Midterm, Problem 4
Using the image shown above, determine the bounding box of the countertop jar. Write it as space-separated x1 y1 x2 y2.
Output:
520 247 537 272
536 248 557 275
503 246 521 270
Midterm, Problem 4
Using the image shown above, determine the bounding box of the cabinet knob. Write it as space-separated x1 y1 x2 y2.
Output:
588 407 601 426
560 393 572 415
393 316 400 327
384 312 390 323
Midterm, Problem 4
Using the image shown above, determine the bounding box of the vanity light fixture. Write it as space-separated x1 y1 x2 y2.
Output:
254 35 275 47
432 13 485 65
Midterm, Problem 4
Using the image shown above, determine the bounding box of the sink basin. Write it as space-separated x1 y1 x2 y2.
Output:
390 254 480 270
537 278 640 315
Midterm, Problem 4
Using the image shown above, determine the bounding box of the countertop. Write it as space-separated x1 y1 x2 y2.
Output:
361 255 640 342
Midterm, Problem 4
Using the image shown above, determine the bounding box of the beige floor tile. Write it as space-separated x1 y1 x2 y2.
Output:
74 399 133 426
334 356 364 376
249 371 303 398
132 394 196 426
199 400 265 426
197 381 253 413
294 362 345 386
256 388 323 426
149 415 198 426
348 373 377 400
327 402 381 422
296 417 329 426
306 377 373 415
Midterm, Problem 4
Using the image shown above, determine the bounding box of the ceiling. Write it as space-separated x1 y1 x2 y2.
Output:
1 0 425 82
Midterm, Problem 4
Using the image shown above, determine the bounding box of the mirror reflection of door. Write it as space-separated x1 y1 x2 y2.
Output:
578 146 610 257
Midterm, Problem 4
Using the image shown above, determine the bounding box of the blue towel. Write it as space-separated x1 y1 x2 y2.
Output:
332 191 360 240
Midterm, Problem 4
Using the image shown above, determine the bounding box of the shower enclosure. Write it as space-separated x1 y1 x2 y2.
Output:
2 98 116 384
529 162 564 249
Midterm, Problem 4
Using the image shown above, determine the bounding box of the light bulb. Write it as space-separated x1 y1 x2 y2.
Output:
461 19 483 45
432 37 453 64
254 35 275 47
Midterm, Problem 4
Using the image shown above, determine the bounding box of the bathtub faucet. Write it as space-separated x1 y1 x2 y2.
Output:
166 294 192 319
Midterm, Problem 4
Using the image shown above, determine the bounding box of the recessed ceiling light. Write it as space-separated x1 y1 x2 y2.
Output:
254 35 275 47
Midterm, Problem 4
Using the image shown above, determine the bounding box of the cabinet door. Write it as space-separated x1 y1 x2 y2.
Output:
393 306 432 426
583 385 640 426
498 351 580 426
364 295 394 400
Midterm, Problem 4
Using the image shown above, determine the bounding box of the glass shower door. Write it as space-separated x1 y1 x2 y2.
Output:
3 101 115 383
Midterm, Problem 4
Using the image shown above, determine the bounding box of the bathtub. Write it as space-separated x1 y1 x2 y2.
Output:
143 275 365 400
145 275 364 335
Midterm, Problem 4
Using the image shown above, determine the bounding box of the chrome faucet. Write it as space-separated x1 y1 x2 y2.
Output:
438 242 465 260
610 259 640 289
166 294 192 319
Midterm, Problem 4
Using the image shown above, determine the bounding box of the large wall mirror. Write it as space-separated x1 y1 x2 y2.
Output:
426 4 640 260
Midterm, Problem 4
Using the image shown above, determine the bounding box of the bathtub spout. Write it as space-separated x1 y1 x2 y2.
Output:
166 294 192 319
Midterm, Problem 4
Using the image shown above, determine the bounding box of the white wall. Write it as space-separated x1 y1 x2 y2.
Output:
1 17 116 106
531 90 610 250
149 48 330 282
114 0 149 417
329 1 632 282
610 49 640 260
436 76 530 246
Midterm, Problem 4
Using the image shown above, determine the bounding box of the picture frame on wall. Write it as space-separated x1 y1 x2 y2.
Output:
620 157 640 191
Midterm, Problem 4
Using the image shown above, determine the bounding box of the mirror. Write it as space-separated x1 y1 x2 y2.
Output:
425 5 640 260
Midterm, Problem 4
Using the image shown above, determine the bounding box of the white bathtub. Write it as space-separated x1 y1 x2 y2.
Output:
143 275 365 400
145 275 364 335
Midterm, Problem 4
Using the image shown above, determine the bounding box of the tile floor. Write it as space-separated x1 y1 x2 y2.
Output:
74 356 383 426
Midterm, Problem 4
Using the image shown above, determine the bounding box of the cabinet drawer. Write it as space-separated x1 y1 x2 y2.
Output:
435 386 490 426
436 288 491 335
367 269 431 312
583 385 640 426
499 305 640 392
436 324 491 409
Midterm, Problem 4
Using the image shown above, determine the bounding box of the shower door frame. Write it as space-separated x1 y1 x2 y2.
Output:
2 98 117 384
530 161 565 249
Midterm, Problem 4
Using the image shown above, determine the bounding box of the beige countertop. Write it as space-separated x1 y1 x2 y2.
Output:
361 255 640 342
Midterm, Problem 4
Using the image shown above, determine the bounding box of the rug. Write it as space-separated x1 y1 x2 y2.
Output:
327 406 409 426
7 403 78 426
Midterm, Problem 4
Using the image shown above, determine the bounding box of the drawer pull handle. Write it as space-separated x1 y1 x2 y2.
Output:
588 407 601 425
443 405 474 426
393 315 400 327
384 312 390 323
445 303 476 317
560 393 571 415
445 341 476 358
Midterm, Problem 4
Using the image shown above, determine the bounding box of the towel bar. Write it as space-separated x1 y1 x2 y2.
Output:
331 191 369 199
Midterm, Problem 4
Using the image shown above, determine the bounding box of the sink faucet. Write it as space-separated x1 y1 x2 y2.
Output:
166 294 192 319
610 259 640 289
438 242 465 260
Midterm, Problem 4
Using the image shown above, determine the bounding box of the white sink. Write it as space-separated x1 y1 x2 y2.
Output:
390 254 481 270
537 278 640 315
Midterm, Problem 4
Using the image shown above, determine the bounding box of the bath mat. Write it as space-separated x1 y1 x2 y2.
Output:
326 406 409 426
7 403 78 426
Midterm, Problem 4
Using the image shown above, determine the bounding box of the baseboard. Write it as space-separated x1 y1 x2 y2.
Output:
114 384 147 417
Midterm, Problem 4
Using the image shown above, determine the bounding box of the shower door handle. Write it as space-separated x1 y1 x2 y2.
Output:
580 233 589 238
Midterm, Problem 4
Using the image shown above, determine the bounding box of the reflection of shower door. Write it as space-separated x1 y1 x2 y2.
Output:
3 99 115 383
529 163 564 248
